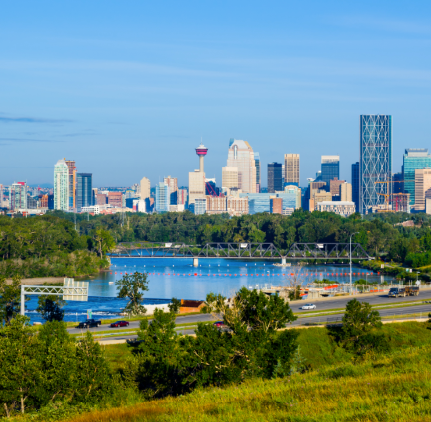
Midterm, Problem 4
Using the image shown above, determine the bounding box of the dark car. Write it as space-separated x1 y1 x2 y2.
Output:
110 321 130 328
213 321 225 328
77 318 102 329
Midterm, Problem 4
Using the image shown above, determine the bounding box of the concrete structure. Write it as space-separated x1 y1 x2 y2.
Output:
403 149 431 206
76 173 92 212
10 182 27 210
169 204 184 212
268 163 283 193
108 192 123 207
188 169 206 206
206 196 227 214
177 188 188 206
226 196 249 216
222 166 239 190
194 197 207 215
414 168 431 210
426 198 431 214
255 152 261 192
226 139 256 193
310 190 332 211
65 160 76 209
340 182 353 202
316 201 356 217
54 159 69 211
284 154 300 186
97 193 107 205
270 197 283 214
329 177 345 196
140 177 151 201
155 182 170 213
360 115 392 214
164 175 178 205
196 143 208 173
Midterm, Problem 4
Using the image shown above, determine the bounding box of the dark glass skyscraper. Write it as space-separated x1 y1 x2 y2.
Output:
360 115 392 214
76 173 93 211
351 162 359 212
321 156 340 189
268 163 283 193
254 152 261 192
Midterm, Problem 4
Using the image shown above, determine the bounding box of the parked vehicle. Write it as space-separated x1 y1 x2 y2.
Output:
213 321 226 328
77 318 102 329
300 303 316 310
110 320 130 328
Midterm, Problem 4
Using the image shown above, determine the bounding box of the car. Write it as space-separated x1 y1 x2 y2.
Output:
213 321 225 328
77 318 102 329
300 304 316 310
110 320 130 328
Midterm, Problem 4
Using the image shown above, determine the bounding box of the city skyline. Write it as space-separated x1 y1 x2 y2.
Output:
1 1 431 187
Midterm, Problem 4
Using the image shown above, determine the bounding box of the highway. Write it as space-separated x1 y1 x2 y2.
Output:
68 289 431 342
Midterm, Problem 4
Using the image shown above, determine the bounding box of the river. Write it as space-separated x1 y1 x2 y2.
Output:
25 258 386 324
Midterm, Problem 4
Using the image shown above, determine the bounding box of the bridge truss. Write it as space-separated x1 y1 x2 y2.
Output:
110 242 371 260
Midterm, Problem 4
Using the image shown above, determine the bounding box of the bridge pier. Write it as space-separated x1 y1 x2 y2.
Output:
193 258 199 267
281 257 286 265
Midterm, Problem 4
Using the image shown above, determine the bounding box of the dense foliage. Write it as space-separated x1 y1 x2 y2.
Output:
0 317 113 418
0 215 114 277
49 210 431 263
123 287 298 397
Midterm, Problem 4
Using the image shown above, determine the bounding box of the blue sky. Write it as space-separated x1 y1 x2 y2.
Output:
1 1 431 188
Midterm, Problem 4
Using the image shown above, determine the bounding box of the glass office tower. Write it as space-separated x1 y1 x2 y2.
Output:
254 152 261 192
267 162 283 193
359 115 392 214
351 162 359 212
155 182 170 213
76 173 92 211
321 156 340 189
403 149 431 205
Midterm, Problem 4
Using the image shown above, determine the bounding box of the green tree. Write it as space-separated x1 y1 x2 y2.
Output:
91 229 116 257
116 272 149 315
0 315 42 416
0 275 24 325
341 299 384 354
36 295 66 322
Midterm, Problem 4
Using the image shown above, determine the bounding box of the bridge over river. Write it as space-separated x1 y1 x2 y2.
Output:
110 242 372 266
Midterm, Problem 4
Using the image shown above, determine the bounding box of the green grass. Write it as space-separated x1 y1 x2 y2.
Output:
71 338 431 422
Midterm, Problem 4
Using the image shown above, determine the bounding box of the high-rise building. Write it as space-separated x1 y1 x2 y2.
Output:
270 197 283 214
414 168 431 210
226 196 249 216
268 163 283 193
340 182 353 202
65 160 76 209
194 198 207 215
226 139 256 193
155 182 170 213
360 115 392 214
54 159 69 211
177 188 188 206
189 170 206 206
76 173 93 211
329 177 345 196
0 184 3 207
403 149 431 206
97 193 107 205
351 162 360 212
321 156 340 189
222 167 239 190
393 172 404 194
108 192 123 207
276 185 302 211
284 154 300 186
205 179 219 196
10 182 27 210
140 177 151 200
164 176 178 205
255 152 261 192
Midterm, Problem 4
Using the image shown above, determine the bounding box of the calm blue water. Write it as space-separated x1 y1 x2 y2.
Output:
25 258 387 324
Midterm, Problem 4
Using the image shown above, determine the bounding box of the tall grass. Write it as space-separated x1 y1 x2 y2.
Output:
68 344 431 422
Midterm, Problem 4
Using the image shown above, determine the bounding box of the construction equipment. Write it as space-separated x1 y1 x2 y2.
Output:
374 180 408 212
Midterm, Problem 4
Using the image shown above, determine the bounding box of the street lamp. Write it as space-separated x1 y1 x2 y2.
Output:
350 232 359 295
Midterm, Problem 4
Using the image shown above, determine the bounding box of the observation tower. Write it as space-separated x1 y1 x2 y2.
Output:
195 143 208 172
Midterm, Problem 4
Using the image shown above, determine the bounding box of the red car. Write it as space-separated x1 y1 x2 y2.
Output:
213 321 226 328
110 321 130 328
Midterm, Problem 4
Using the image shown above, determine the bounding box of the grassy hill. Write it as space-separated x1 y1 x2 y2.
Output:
63 322 431 422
